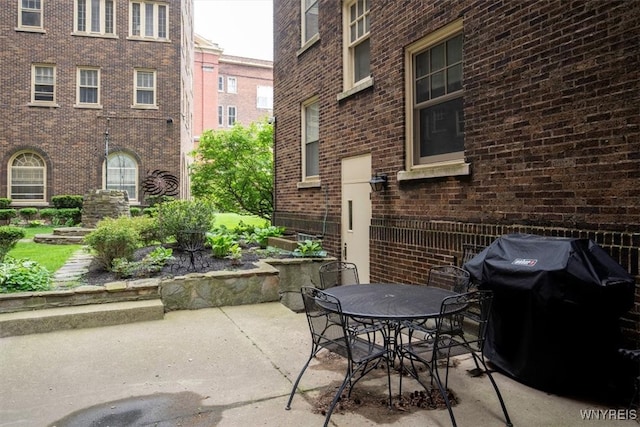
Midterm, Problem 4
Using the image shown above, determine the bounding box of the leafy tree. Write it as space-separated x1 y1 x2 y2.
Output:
190 119 273 220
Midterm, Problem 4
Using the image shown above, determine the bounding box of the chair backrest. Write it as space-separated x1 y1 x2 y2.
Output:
300 286 350 357
461 244 485 266
318 261 359 289
435 290 493 354
427 265 471 293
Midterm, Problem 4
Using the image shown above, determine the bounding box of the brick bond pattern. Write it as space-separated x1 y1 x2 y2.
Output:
272 0 640 345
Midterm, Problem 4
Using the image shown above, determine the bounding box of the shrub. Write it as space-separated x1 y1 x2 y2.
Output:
51 195 83 209
0 198 11 209
84 217 141 270
129 216 163 246
130 207 142 217
0 226 26 262
53 208 81 226
157 199 215 250
0 256 52 293
0 209 18 221
111 247 174 279
142 207 157 217
38 208 58 220
249 225 285 248
19 208 38 221
207 231 238 258
146 195 175 207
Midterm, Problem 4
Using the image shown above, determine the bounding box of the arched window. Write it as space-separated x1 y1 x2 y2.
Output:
9 152 46 202
105 152 138 201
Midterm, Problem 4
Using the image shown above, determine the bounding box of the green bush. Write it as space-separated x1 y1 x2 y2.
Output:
142 207 157 217
249 225 285 248
0 198 11 209
51 195 83 209
38 208 58 220
0 226 26 262
18 208 38 221
130 207 142 217
207 232 238 258
146 195 175 207
0 209 18 221
157 199 216 249
129 216 163 246
111 247 174 279
84 217 141 270
53 208 81 226
0 256 52 293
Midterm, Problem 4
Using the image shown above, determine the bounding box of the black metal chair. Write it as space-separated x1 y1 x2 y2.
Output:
427 265 471 292
399 290 513 427
619 348 640 410
285 286 390 427
318 261 359 289
460 243 485 267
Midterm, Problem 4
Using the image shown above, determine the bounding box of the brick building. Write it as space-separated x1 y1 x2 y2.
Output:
273 0 639 344
0 1 194 206
194 35 273 141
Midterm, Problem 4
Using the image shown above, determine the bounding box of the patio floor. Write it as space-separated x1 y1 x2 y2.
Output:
0 302 636 426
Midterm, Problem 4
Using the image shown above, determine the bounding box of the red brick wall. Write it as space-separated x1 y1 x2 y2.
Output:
273 0 640 345
0 1 183 204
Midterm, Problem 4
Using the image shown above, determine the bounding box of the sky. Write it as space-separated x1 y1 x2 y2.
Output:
194 0 274 61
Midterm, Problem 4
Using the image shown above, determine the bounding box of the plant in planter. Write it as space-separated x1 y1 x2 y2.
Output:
292 239 326 258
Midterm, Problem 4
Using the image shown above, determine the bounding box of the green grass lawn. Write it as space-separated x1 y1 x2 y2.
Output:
5 214 269 274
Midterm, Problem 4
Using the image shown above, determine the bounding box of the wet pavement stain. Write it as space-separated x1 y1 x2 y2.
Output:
49 391 231 427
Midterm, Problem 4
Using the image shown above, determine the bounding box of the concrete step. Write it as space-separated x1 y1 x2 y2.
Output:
52 227 95 237
0 299 165 338
33 234 86 244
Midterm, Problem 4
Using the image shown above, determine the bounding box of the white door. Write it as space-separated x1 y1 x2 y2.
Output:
341 155 372 283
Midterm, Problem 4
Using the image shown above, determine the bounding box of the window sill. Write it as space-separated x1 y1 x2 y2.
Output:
131 105 159 110
72 32 118 39
11 201 48 207
297 34 320 57
297 180 321 189
15 27 45 34
28 102 59 108
126 36 171 43
398 160 470 181
337 77 374 102
74 104 103 109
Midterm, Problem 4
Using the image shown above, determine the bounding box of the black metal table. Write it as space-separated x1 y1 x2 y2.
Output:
323 283 456 321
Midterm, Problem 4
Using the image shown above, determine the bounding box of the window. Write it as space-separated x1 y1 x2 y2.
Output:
302 0 318 44
227 77 237 93
31 64 56 104
302 97 319 180
217 105 224 126
76 67 101 106
130 1 169 40
343 0 370 90
218 75 224 92
403 19 468 177
75 0 115 36
105 152 137 200
9 152 45 202
227 106 236 126
18 0 43 30
133 69 156 107
257 86 273 109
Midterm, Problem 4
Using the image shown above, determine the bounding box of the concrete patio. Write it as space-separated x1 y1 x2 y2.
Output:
0 302 636 426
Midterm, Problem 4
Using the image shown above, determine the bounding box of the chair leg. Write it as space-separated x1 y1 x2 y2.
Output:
285 354 314 410
481 359 513 427
433 362 458 427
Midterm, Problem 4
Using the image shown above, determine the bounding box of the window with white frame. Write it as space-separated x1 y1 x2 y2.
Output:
227 77 237 93
18 0 43 30
217 105 224 126
105 152 138 200
406 21 465 168
302 0 318 45
343 0 370 90
302 97 319 180
130 1 169 40
133 69 156 107
31 64 56 104
257 86 273 109
76 67 101 106
75 0 115 36
9 152 45 202
227 106 236 126
218 75 224 92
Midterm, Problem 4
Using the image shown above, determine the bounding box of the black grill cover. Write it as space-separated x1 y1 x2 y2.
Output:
464 233 636 394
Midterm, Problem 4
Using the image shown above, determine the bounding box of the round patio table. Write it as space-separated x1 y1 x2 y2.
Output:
323 283 457 320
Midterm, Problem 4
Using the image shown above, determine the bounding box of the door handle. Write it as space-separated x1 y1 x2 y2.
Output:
343 243 347 260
